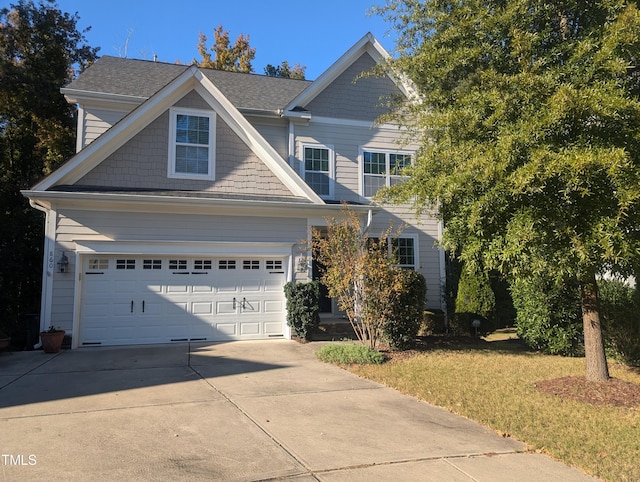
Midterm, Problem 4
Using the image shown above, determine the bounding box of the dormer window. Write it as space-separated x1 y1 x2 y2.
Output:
168 108 216 180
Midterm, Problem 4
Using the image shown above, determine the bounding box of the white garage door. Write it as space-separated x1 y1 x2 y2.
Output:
79 255 287 346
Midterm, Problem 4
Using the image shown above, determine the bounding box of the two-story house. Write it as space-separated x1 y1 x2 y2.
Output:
23 33 446 348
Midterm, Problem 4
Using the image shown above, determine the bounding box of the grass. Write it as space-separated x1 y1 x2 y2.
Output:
315 343 385 364
343 335 640 482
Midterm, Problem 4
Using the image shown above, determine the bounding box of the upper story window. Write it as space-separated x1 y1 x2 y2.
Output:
168 108 216 180
362 149 412 198
303 144 334 199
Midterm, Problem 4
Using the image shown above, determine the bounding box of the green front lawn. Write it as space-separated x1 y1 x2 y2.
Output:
341 336 640 482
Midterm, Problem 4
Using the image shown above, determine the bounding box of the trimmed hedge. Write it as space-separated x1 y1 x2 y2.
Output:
284 281 320 340
381 269 427 350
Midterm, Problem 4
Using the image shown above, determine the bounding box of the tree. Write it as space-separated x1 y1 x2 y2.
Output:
375 1 640 381
264 60 306 80
0 0 97 343
312 207 404 350
195 25 255 73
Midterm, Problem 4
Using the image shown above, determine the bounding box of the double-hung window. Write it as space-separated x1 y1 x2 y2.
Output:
368 235 418 270
392 236 418 270
362 149 412 197
168 108 215 180
303 144 333 198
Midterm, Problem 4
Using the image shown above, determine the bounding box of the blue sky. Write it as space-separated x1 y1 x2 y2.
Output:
52 0 396 79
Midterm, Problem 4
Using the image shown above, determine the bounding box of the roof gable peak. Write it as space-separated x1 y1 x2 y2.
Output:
284 32 414 113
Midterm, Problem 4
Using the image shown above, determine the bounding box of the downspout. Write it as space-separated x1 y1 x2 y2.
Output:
287 118 296 171
29 199 53 349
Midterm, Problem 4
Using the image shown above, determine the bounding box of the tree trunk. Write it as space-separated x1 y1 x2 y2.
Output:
580 273 610 382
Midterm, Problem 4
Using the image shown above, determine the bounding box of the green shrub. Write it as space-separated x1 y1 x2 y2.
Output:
453 265 496 335
599 279 640 366
380 269 427 350
511 276 583 356
284 281 320 340
315 343 385 364
419 311 446 335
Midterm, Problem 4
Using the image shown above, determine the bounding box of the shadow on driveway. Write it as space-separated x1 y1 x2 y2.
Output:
0 342 286 411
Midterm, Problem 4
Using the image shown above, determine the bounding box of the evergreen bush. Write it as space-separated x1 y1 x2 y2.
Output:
511 276 583 356
380 269 427 350
452 265 496 334
284 281 320 340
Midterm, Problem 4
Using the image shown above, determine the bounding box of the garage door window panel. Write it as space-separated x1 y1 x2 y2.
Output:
143 259 162 270
116 259 136 270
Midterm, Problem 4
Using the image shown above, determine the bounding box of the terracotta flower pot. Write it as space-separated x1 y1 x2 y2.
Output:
40 331 65 353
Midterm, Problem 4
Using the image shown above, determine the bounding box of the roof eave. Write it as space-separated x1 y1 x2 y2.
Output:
61 88 147 106
22 190 377 217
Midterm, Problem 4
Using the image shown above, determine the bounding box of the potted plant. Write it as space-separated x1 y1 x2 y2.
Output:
40 326 65 353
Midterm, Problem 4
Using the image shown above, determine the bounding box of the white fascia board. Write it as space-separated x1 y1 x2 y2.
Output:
193 71 324 204
33 68 200 191
61 88 147 106
21 190 376 218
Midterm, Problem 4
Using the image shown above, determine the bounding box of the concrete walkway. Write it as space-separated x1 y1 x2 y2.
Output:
0 341 598 481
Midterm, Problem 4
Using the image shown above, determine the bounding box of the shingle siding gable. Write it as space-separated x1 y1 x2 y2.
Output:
305 53 400 122
75 92 294 198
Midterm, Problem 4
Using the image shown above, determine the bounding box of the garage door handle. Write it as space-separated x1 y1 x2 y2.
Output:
131 300 134 313
233 297 236 309
142 300 145 313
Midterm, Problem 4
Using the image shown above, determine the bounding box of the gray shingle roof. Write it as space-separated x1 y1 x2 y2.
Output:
65 56 312 112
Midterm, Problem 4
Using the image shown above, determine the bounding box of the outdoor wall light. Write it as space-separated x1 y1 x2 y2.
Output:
297 257 309 273
57 251 69 273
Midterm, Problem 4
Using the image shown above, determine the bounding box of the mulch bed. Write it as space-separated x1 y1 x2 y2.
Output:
535 376 640 408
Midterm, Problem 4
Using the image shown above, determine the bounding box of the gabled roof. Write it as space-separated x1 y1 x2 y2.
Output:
284 32 416 114
63 56 312 114
35 66 324 203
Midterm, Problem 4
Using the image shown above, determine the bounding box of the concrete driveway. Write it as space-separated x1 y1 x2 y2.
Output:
0 341 597 481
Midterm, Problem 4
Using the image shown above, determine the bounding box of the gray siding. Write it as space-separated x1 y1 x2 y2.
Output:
294 121 414 202
83 108 128 147
75 92 295 198
293 121 442 310
305 53 400 122
249 116 289 160
369 205 443 311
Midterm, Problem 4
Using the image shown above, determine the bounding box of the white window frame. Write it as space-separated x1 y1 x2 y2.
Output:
301 143 335 199
391 235 419 270
360 148 413 198
168 107 216 180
